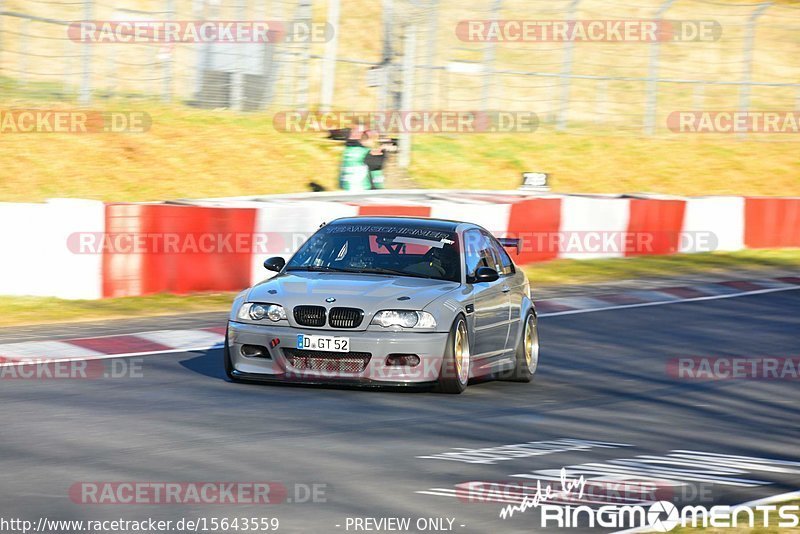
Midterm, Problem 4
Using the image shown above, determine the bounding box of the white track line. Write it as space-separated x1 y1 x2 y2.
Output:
0 344 223 368
739 489 800 507
539 285 800 318
2 285 798 365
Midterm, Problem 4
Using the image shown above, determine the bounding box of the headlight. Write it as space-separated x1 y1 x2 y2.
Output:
237 303 287 322
370 310 437 329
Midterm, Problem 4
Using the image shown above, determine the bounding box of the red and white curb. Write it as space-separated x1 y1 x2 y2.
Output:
0 327 225 366
536 276 800 316
1 277 798 366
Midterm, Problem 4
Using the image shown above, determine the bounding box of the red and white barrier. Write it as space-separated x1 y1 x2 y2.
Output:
680 197 745 253
0 199 105 299
558 196 630 260
103 203 256 298
745 198 800 249
249 201 359 286
0 193 797 299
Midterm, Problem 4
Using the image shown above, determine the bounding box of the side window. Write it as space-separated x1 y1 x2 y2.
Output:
485 233 515 276
464 230 483 277
464 230 501 277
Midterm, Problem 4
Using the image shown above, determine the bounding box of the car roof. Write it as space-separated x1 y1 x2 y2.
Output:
328 216 465 232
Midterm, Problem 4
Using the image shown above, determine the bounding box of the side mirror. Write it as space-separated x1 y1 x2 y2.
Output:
263 256 286 272
469 266 500 284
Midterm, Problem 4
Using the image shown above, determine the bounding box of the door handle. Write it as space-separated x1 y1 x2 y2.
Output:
502 285 511 293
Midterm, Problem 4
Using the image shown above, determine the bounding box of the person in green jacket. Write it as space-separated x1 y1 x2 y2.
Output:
362 130 387 190
339 129 392 190
339 128 371 191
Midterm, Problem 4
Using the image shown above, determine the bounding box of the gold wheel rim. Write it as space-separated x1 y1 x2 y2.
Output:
525 316 538 371
454 320 470 384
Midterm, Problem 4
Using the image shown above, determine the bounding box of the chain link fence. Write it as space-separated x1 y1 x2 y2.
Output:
1 0 799 140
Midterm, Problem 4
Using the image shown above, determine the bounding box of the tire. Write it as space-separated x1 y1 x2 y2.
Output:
501 311 539 383
223 329 242 382
436 315 471 394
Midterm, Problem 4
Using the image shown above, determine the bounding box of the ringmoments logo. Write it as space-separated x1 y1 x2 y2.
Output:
496 468 799 530
538 501 800 530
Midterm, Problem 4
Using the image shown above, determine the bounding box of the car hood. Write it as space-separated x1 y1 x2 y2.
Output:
247 272 460 319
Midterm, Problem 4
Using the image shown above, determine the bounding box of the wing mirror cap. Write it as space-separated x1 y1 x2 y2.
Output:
469 266 500 284
263 256 286 272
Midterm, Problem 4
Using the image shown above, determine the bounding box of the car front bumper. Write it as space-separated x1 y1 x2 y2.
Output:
227 321 449 385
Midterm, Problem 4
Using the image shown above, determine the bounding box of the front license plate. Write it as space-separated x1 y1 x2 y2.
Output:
296 334 349 353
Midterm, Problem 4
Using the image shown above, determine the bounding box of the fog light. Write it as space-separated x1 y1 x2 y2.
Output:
386 354 421 367
241 344 269 358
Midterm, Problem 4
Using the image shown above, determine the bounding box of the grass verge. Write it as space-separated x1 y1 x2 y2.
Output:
522 249 800 286
0 292 236 328
0 249 797 327
0 99 798 202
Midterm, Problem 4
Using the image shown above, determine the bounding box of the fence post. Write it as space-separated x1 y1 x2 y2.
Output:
320 0 340 112
398 23 416 169
260 0 283 108
162 0 175 102
79 0 93 104
481 0 502 112
692 83 704 110
643 0 675 135
738 2 771 139
192 0 205 99
295 0 312 109
19 17 29 89
231 0 247 111
423 0 439 110
0 1 4 73
556 0 581 131
594 78 607 125
379 0 393 112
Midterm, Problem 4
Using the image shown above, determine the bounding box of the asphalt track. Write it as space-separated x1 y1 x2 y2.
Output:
1 290 799 533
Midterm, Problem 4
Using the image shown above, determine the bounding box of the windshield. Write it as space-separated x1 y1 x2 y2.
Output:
286 223 461 283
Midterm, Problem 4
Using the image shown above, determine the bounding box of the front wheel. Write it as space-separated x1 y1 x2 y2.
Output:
436 316 471 394
501 311 539 382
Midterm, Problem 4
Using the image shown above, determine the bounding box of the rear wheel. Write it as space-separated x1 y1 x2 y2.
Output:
436 316 470 394
501 311 539 382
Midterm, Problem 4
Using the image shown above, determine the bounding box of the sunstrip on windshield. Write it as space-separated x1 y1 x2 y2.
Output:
324 224 454 241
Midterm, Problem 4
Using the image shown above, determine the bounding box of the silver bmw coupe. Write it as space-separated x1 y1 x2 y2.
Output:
225 216 539 393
